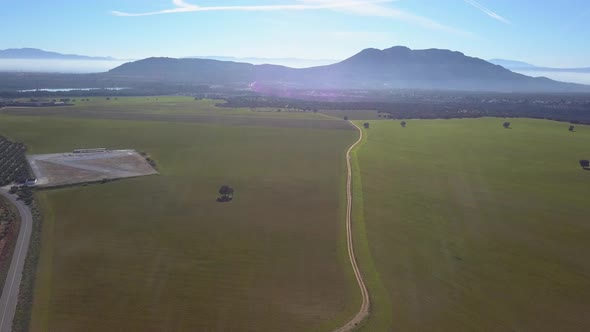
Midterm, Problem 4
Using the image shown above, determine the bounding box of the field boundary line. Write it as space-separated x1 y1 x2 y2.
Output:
332 121 369 332
316 113 343 121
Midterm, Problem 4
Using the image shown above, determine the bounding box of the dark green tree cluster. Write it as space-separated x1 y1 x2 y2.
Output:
0 136 29 186
218 185 235 202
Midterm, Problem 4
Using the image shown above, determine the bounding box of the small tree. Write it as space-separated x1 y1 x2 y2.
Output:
363 123 370 129
344 116 349 121
569 125 575 132
401 121 407 128
580 160 590 169
218 185 235 201
503 122 511 129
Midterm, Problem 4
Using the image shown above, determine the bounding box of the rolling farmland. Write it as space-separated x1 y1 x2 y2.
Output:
352 118 590 331
0 98 360 332
3 96 590 331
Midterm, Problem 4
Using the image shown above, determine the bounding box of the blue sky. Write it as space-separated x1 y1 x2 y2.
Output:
1 0 589 67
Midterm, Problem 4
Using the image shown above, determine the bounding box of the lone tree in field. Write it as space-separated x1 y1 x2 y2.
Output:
218 185 235 202
344 116 349 121
503 122 511 129
580 160 590 169
569 125 575 132
401 121 407 128
363 123 370 129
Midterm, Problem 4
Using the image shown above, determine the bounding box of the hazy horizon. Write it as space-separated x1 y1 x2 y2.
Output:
2 55 590 85
2 1 590 68
0 59 128 74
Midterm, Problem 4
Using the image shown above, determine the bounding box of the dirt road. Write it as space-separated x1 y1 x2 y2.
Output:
332 121 369 332
0 188 33 332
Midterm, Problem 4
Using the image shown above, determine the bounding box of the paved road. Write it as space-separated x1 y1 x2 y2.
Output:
332 121 370 332
0 188 33 332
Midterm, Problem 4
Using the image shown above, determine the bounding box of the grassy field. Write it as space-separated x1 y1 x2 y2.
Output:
2 98 350 131
352 118 590 331
0 98 361 331
5 97 329 119
7 97 589 331
317 109 382 120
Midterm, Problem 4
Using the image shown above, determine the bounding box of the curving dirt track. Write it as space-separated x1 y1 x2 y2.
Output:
332 121 369 332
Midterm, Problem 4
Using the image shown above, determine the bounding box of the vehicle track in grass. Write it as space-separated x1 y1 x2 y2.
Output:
332 121 369 332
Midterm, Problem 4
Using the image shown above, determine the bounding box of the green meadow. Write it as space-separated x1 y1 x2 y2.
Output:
352 118 590 331
2 96 590 332
7 96 329 119
0 98 360 332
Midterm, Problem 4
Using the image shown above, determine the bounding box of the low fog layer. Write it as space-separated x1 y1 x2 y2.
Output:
2 58 590 86
512 70 590 85
0 59 128 73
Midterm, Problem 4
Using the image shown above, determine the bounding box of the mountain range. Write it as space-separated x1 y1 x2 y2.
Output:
186 56 337 68
0 48 116 61
1 46 589 92
108 46 589 92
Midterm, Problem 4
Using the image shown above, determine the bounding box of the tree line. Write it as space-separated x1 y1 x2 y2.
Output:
219 96 590 125
0 136 29 186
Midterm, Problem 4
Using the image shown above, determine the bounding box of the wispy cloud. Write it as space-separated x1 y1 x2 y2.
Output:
112 0 394 17
463 0 510 24
312 0 473 36
112 0 473 37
